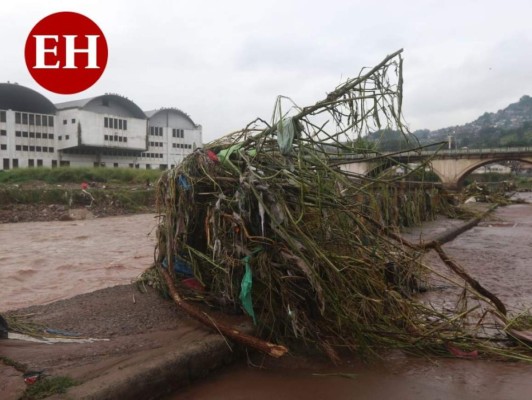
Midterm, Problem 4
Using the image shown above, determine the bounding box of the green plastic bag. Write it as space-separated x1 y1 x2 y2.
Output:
239 255 257 325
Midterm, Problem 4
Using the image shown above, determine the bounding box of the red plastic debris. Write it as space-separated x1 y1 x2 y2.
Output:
81 182 89 190
447 343 479 359
206 150 219 163
182 278 205 291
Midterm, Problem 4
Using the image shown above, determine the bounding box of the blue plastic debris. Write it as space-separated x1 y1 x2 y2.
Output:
178 174 191 191
162 257 194 277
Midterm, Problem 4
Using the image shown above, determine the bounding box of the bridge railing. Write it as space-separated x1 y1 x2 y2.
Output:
332 146 532 161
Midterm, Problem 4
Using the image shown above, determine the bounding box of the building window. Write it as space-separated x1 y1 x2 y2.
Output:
0 111 5 122
49 134 54 139
36 115 41 126
0 129 6 136
71 118 76 123
146 164 151 169
22 145 28 151
22 113 28 124
123 137 127 143
123 120 127 130
37 159 43 167
42 133 48 139
172 128 184 138
36 146 42 152
15 112 21 124
58 136 62 140
16 145 21 151
63 119 67 125
28 159 35 167
114 163 119 168
15 131 21 137
104 117 109 128
29 114 35 125
49 147 54 152
65 135 70 140
60 160 70 167
52 160 57 168
29 132 35 138
104 134 108 140
22 131 28 138
13 159 18 168
29 146 35 151
42 147 48 152
0 144 6 150
36 132 41 138
113 119 118 129
48 116 54 127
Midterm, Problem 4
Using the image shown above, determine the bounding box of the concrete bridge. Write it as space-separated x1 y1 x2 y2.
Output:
339 147 532 190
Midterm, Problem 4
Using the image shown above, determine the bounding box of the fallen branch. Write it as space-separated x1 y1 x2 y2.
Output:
363 205 507 316
158 266 288 358
432 244 507 315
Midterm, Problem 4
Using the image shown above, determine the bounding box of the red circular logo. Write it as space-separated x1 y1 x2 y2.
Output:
25 12 108 95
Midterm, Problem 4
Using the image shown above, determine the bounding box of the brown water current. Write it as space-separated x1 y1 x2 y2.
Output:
0 214 158 312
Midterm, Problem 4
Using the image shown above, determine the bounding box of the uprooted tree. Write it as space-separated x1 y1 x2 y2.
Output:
150 49 531 362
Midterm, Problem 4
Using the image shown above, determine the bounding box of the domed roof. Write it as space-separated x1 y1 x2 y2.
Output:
145 107 198 127
0 83 56 114
55 94 146 119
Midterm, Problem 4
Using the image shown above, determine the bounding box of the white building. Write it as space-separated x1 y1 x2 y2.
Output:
141 108 202 169
0 82 202 170
0 83 58 169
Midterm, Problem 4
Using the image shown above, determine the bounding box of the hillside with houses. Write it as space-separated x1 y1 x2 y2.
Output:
414 95 532 149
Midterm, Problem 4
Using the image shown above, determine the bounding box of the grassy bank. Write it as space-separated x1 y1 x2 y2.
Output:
0 167 162 185
0 167 161 217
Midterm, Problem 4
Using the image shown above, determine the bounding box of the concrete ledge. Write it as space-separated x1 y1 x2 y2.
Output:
49 335 238 400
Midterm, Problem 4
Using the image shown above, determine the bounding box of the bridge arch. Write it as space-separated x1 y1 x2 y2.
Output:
455 158 532 188
430 156 532 190
340 148 532 190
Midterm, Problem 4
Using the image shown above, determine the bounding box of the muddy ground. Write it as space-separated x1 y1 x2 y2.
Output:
0 181 155 223
1 284 240 400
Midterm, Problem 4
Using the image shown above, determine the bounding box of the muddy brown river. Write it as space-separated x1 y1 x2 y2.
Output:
1 197 531 399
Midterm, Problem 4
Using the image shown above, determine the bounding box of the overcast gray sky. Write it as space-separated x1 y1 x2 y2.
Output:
2 0 532 141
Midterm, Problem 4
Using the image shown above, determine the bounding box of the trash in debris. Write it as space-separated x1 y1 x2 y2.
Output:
23 370 44 385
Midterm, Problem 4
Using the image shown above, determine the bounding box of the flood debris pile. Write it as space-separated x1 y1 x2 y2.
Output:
462 181 516 205
152 50 531 361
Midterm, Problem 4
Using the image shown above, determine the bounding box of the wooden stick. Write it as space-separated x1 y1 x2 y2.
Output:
159 266 288 358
